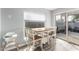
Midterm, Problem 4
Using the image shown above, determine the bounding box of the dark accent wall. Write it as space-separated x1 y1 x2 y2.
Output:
25 20 44 28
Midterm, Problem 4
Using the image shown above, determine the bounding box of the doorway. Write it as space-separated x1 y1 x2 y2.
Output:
55 10 79 45
67 10 79 45
56 13 66 40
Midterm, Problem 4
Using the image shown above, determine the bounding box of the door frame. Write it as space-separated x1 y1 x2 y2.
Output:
54 9 79 40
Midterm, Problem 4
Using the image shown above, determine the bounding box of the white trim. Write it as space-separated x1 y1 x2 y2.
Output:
53 9 79 15
23 12 25 40
65 13 68 40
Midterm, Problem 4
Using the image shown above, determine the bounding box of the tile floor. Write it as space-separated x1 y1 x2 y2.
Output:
55 39 79 51
20 38 79 51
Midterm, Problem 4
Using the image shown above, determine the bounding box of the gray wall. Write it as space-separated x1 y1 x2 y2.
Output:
0 8 2 50
1 8 25 45
0 8 54 50
51 11 56 27
45 11 52 27
0 8 1 38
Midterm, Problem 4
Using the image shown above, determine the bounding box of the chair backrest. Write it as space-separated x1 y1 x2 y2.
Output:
3 32 17 43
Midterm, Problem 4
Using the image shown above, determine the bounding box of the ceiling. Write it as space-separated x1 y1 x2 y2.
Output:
45 8 57 10
68 10 79 15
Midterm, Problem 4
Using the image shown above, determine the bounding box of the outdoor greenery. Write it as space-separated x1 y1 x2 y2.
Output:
68 14 79 22
73 14 79 21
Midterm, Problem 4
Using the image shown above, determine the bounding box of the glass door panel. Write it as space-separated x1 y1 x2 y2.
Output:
56 13 66 40
68 11 79 45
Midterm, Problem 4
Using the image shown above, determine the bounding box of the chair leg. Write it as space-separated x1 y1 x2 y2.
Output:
15 43 19 51
15 40 19 51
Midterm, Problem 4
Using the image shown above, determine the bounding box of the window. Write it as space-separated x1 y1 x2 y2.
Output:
56 15 61 21
68 15 74 22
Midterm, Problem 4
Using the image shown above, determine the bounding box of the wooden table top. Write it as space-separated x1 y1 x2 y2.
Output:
32 27 56 32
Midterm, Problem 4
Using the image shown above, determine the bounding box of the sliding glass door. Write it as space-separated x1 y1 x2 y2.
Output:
55 10 79 45
67 11 79 45
56 13 66 40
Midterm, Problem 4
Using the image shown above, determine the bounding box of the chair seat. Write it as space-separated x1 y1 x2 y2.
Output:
4 45 17 51
5 42 16 48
